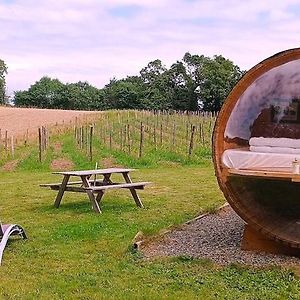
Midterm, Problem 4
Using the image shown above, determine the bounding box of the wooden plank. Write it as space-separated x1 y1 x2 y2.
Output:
42 181 150 192
40 181 81 187
54 174 70 208
40 180 103 187
122 173 145 208
241 224 300 256
86 182 151 192
80 175 101 213
227 168 298 181
46 186 87 192
96 190 104 204
53 168 134 176
291 177 300 183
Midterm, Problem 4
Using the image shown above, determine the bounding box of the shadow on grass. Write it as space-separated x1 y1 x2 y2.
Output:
34 197 144 215
32 201 93 215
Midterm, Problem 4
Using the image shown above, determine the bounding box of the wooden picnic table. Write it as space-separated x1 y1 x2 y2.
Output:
40 168 151 213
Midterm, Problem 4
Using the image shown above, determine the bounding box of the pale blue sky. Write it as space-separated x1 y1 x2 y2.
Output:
1 0 300 95
109 4 143 18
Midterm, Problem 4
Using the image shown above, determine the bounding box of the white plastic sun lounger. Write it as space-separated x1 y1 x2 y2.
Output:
0 224 27 264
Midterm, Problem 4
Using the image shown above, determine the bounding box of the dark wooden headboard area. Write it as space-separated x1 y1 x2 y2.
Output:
251 107 300 139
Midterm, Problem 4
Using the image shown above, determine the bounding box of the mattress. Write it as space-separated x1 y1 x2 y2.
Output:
222 148 300 169
250 146 300 154
249 137 300 148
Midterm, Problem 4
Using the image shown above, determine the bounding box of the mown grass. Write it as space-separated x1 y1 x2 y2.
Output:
0 110 299 298
0 165 299 299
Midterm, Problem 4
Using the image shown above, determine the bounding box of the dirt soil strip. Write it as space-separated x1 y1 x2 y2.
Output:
0 106 98 138
141 205 300 267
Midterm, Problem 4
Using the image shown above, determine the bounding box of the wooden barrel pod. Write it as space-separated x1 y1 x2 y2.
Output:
213 48 300 251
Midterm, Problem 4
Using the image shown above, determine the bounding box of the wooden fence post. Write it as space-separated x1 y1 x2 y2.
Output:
25 129 29 146
38 127 42 162
188 125 196 157
208 119 213 138
42 126 47 151
81 126 84 150
139 122 144 158
153 125 157 150
172 123 176 147
109 131 112 150
199 123 202 144
120 127 123 151
75 117 78 139
89 125 93 161
11 136 14 158
123 125 127 151
85 126 89 153
74 125 78 141
201 122 205 145
127 123 131 154
5 130 8 153
160 124 163 147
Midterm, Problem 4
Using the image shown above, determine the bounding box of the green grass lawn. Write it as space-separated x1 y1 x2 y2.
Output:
0 164 299 299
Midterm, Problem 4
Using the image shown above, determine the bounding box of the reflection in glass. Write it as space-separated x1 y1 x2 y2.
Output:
225 59 300 142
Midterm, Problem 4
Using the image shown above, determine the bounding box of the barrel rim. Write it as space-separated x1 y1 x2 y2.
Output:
213 47 300 248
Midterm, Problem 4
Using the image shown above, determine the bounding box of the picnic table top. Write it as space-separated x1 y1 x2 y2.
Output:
53 168 134 176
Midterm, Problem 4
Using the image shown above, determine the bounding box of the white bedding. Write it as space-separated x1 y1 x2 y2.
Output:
222 148 300 169
250 146 300 154
223 137 300 169
249 137 300 148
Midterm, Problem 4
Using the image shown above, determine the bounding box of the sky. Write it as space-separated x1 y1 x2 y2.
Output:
1 0 300 96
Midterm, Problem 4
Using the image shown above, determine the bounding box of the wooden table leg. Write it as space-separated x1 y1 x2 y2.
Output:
103 173 112 184
96 191 104 204
81 175 102 213
54 175 70 208
122 172 144 208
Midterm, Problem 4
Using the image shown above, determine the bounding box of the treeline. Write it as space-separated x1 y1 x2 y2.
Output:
14 52 245 112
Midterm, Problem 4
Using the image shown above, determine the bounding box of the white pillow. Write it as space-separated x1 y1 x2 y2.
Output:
249 137 300 149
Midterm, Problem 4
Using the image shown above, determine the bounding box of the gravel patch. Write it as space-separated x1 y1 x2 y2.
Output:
142 205 300 267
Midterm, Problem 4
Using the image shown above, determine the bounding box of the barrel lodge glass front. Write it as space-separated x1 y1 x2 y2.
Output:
213 49 300 249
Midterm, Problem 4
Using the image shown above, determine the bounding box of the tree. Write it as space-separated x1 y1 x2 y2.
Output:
198 55 244 112
104 76 146 109
167 53 207 111
140 60 172 109
167 53 244 111
140 59 167 84
0 59 8 104
13 53 244 112
14 77 106 110
14 76 64 108
62 81 106 110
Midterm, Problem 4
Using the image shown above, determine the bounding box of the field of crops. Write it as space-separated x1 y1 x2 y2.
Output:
0 110 217 170
73 110 216 165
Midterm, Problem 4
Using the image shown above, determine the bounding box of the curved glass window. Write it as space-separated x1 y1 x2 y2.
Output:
225 59 300 141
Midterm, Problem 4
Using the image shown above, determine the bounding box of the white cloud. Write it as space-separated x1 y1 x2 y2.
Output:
1 0 300 95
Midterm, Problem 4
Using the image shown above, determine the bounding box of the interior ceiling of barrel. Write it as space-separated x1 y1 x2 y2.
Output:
225 59 300 141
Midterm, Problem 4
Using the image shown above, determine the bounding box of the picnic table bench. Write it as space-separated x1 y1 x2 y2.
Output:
40 168 151 213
